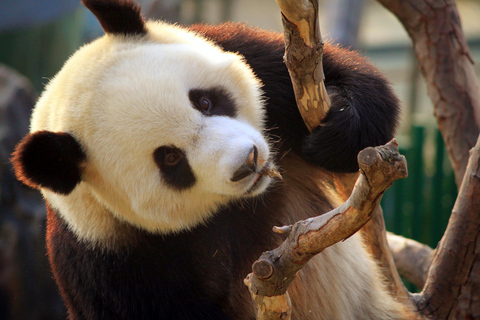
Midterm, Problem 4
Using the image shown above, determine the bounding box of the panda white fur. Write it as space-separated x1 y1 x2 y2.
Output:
12 0 415 319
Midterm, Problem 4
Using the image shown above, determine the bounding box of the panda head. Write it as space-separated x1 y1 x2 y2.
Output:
11 0 274 239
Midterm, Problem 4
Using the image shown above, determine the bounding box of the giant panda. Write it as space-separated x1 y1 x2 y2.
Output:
11 0 415 319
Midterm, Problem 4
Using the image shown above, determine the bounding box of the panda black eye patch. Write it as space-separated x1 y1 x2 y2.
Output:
188 87 237 117
153 146 196 190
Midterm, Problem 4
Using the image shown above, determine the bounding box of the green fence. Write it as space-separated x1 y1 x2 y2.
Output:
382 126 458 249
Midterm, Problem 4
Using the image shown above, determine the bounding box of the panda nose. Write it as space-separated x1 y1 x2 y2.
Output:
231 146 258 182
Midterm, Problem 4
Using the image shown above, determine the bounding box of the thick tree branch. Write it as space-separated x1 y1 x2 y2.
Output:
361 207 414 304
244 278 292 320
245 140 408 318
376 0 480 188
275 0 331 132
262 0 480 318
416 134 480 318
332 173 417 306
377 1 480 318
274 3 415 308
387 232 434 289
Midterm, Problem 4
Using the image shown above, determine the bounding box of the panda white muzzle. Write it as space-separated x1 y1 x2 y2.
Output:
231 145 258 182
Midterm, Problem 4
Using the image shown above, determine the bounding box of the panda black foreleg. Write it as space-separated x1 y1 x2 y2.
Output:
301 68 400 173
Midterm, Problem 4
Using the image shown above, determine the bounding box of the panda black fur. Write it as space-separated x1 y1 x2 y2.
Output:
11 0 414 319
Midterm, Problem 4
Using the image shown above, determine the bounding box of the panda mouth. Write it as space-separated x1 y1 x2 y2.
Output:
237 160 279 196
245 173 263 194
251 173 263 188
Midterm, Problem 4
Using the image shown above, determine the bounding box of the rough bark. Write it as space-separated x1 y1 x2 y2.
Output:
244 279 292 320
245 140 408 318
275 0 415 310
331 172 414 303
376 1 480 318
250 0 480 318
416 134 480 318
376 0 480 188
275 0 331 132
247 1 415 318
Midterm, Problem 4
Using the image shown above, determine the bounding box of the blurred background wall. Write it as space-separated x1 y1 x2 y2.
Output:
0 0 479 318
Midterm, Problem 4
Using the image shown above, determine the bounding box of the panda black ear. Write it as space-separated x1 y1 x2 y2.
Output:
82 0 147 36
11 131 86 195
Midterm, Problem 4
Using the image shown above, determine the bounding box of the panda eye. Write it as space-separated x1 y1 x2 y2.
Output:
199 97 212 113
153 146 196 190
188 88 236 117
164 150 183 166
154 146 185 167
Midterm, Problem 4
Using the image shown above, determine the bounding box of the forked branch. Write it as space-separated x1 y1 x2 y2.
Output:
375 1 480 318
245 140 408 319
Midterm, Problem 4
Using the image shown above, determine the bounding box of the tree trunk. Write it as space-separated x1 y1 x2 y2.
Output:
376 0 480 188
376 1 480 318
